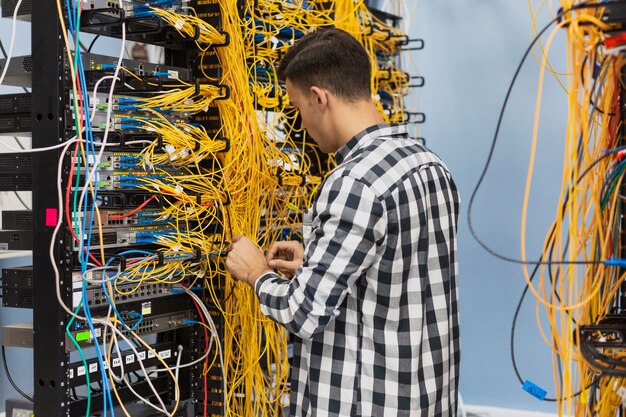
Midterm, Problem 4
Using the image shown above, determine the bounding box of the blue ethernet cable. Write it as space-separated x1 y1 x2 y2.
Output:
66 1 114 412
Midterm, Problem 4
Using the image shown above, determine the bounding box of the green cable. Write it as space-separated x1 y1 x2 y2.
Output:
73 3 82 86
66 301 91 417
601 164 626 209
71 1 84 232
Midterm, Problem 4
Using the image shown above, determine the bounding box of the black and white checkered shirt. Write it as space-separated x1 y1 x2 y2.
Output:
255 124 460 417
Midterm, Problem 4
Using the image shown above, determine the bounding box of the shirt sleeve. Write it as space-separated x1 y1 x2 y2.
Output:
254 174 386 339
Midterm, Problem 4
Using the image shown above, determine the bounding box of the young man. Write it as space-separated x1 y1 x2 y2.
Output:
226 28 460 417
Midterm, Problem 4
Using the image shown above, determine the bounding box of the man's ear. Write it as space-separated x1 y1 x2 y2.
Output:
309 86 329 109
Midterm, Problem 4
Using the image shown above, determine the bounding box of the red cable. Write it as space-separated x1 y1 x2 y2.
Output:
65 142 103 266
191 297 210 417
108 195 157 219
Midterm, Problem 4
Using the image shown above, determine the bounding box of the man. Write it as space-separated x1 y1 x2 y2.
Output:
226 27 460 417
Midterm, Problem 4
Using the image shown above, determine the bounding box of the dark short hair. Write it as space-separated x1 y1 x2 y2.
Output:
278 27 372 101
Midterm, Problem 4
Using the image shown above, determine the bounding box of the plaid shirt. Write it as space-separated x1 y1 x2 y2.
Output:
255 124 460 417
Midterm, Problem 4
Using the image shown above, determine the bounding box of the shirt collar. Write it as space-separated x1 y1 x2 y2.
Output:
335 123 409 164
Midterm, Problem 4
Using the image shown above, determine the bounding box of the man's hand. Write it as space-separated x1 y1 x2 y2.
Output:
266 240 304 276
225 235 272 287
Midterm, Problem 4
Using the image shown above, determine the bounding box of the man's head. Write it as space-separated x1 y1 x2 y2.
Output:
278 28 378 153
278 27 372 102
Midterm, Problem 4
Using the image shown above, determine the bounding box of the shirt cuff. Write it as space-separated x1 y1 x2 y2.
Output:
254 271 279 296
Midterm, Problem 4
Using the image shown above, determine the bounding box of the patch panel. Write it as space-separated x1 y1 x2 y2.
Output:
65 310 195 350
72 207 167 229
71 167 187 190
71 273 183 309
70 224 180 250
84 191 162 211
66 341 178 387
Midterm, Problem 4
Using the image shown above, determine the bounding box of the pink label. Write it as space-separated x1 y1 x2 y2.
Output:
45 208 58 227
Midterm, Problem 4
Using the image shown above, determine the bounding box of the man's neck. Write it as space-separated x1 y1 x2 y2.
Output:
331 100 385 150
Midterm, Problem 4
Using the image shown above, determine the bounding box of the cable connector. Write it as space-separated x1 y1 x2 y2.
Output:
605 257 626 268
522 380 547 401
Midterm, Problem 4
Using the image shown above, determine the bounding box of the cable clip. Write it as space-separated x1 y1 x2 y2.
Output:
194 246 203 262
405 112 426 124
215 31 231 47
217 85 231 101
401 38 425 51
222 191 231 206
408 76 425 88
217 137 230 153
156 251 165 267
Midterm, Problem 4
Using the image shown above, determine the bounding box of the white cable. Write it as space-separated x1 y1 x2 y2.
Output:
0 0 23 87
148 343 212 373
100 319 172 416
90 75 120 123
174 345 183 402
0 137 81 153
52 140 89 321
81 265 122 284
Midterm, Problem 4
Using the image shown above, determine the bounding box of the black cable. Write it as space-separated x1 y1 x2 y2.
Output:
467 1 610 266
511 260 596 402
2 346 34 403
87 35 101 53
13 191 30 210
585 54 615 117
510 152 612 401
0 38 8 59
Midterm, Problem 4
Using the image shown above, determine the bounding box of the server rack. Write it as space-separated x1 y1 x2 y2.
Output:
0 1 419 415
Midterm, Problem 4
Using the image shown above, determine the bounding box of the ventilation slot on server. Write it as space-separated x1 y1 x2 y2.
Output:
0 93 31 114
0 153 32 191
2 266 33 308
0 0 32 21
0 230 32 250
2 210 32 230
